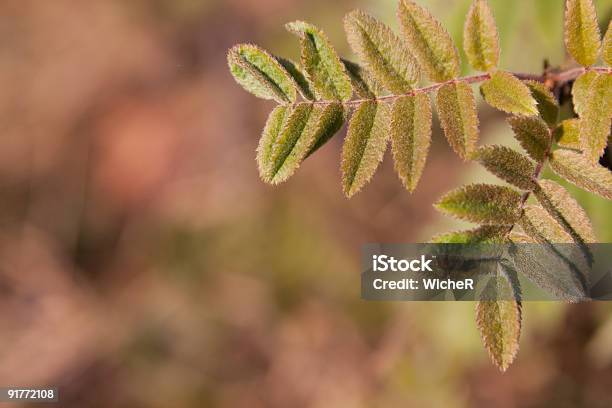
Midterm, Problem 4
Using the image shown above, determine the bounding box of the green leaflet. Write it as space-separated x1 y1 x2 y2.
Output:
550 149 612 200
390 94 432 192
341 101 391 197
463 0 500 72
604 21 612 66
572 71 598 117
277 58 315 101
476 284 521 372
436 82 480 160
579 73 612 163
259 103 345 184
564 0 601 67
398 0 461 82
473 145 536 191
508 116 551 163
554 119 581 150
435 184 522 225
344 10 419 93
431 225 508 244
257 106 290 180
480 71 538 116
228 44 298 103
286 21 353 102
342 59 380 98
519 205 572 243
525 81 559 127
534 179 597 245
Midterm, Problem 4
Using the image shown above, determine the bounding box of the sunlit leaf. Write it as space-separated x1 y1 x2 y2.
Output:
508 116 551 162
344 10 419 93
476 280 521 372
549 149 612 200
554 119 581 150
341 101 391 197
436 81 479 160
473 145 536 190
525 81 559 127
534 179 597 244
342 60 379 98
278 58 315 100
286 21 353 101
604 21 612 66
398 0 461 82
564 0 601 66
480 71 538 116
431 225 508 243
435 184 522 224
579 73 612 163
228 44 298 103
390 94 432 192
463 0 500 72
572 71 598 117
257 105 290 180
519 205 572 243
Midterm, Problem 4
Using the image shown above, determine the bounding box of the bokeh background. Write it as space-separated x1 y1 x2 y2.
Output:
0 0 611 407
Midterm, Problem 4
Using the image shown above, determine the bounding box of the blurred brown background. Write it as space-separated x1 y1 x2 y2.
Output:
0 0 611 407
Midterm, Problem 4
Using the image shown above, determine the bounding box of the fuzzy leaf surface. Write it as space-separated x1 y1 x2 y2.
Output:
398 0 460 82
604 21 612 66
476 283 521 372
435 184 522 225
342 101 391 197
480 71 538 116
278 58 315 100
463 0 500 72
286 21 353 101
534 179 597 244
508 116 551 162
519 205 572 243
579 73 612 163
228 44 297 103
473 145 536 190
436 81 479 160
344 10 419 93
564 0 601 66
525 81 559 127
257 106 290 180
342 60 379 98
554 119 581 150
390 94 432 192
549 150 612 199
572 71 598 117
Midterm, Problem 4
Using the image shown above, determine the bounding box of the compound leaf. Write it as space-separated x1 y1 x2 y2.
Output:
473 145 536 190
525 81 559 127
344 10 419 93
481 71 538 116
257 105 290 180
228 44 298 103
579 73 612 163
342 101 391 197
435 184 522 224
390 94 432 192
604 21 612 66
476 293 521 372
508 116 551 162
550 149 612 200
463 0 500 72
534 179 597 245
398 0 460 82
564 0 601 67
572 71 598 116
431 225 508 243
286 21 353 101
436 81 480 160
554 119 581 150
